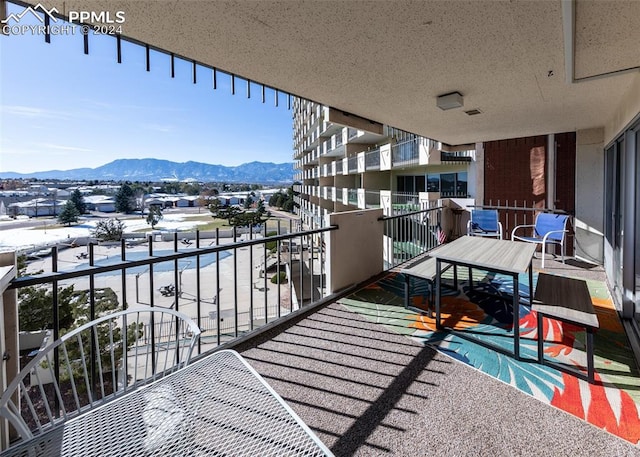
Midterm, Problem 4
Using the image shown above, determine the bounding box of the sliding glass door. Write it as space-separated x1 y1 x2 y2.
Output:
605 120 639 318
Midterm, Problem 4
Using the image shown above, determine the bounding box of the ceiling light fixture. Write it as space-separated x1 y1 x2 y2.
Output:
436 91 464 110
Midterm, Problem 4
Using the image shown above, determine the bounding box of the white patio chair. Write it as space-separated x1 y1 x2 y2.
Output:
0 307 200 446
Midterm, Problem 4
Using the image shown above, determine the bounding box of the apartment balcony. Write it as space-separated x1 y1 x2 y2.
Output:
0 208 637 455
441 149 475 162
365 149 380 170
347 156 358 174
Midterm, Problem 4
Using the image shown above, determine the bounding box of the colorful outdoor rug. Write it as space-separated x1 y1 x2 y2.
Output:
339 269 640 444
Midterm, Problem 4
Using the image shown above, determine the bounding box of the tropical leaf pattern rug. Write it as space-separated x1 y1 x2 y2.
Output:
339 270 640 444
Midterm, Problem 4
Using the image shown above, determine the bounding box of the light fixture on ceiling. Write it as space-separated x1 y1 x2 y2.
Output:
436 91 464 110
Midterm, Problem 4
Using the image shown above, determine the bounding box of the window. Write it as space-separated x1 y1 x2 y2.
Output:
427 174 440 192
440 173 456 195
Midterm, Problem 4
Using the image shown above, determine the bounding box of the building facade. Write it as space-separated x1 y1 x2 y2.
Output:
292 98 476 228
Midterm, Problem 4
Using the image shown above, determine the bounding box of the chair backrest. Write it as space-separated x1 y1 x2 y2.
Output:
0 307 201 445
534 213 569 241
470 209 500 233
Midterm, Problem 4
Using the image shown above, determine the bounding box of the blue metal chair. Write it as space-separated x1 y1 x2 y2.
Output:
511 213 570 268
466 209 503 239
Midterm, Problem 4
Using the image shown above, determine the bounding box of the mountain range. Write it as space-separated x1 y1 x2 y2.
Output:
0 159 295 184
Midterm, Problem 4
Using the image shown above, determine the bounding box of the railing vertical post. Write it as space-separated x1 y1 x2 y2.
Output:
120 240 127 311
173 233 179 365
148 235 156 375
119 239 128 390
249 223 254 331
215 228 220 346
195 230 201 354
233 226 238 338
50 246 61 416
88 243 98 398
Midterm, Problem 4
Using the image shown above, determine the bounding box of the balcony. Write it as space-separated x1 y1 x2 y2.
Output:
0 208 637 455
441 149 475 162
365 149 380 170
347 156 358 174
391 138 420 167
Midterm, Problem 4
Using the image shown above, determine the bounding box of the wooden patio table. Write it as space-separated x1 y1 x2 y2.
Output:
434 236 537 359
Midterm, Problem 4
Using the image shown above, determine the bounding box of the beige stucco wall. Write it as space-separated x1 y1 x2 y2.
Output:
605 73 640 145
326 209 383 293
575 129 605 264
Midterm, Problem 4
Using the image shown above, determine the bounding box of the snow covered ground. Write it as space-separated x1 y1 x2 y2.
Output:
0 213 209 252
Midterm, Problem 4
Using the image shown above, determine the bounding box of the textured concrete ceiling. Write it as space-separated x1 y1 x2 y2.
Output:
20 0 640 145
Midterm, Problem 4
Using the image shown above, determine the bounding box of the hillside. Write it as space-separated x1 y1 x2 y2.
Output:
0 159 295 184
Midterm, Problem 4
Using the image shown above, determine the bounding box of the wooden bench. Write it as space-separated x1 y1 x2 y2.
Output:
401 254 454 315
532 273 599 383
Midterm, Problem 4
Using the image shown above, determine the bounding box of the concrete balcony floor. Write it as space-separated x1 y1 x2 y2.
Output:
230 256 640 457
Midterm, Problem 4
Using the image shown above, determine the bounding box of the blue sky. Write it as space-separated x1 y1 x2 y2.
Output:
0 3 294 174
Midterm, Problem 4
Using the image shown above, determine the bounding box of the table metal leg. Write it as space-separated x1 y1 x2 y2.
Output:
587 327 595 384
436 260 442 330
537 311 544 364
528 264 533 305
513 273 520 359
404 274 411 311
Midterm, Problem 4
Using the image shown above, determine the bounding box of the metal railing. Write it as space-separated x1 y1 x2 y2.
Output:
8 224 336 368
347 156 358 173
365 190 380 208
441 150 475 162
365 149 380 170
392 192 419 209
325 187 334 201
381 206 444 268
335 160 343 174
347 189 358 205
391 138 420 166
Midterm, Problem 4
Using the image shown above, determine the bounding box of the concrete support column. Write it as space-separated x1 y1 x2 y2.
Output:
326 209 383 294
0 251 17 450
547 134 556 209
575 128 605 264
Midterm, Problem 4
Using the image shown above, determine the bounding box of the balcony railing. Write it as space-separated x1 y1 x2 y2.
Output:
365 149 380 170
347 188 358 205
391 138 420 166
381 206 444 268
441 150 475 162
335 160 343 174
347 157 358 174
7 225 335 364
365 190 380 208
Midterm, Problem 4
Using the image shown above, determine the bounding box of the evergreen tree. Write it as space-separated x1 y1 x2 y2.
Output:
243 193 253 210
69 189 87 214
146 206 163 229
114 184 135 213
58 200 80 226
